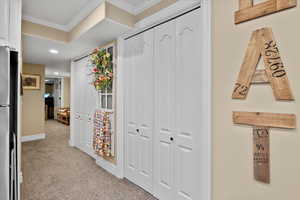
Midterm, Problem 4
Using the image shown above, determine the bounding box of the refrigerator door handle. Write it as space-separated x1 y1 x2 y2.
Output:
0 105 10 108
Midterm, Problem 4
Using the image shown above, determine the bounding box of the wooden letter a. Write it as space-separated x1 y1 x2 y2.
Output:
232 28 294 101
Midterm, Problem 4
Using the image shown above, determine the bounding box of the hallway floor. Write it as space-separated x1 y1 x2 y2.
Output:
21 120 156 200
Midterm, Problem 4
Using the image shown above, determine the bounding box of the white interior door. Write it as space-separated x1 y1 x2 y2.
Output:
124 7 206 200
85 65 97 157
125 30 155 193
154 20 177 200
174 9 202 200
125 37 140 183
136 30 154 193
79 61 89 154
73 62 81 147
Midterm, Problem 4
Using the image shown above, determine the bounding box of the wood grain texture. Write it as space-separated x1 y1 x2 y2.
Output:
252 69 269 84
277 0 297 10
232 27 294 100
233 111 296 128
235 0 297 24
232 30 261 99
239 0 253 9
253 127 270 183
257 28 294 100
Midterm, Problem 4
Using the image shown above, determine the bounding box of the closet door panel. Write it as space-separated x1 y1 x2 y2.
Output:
73 63 81 147
137 30 154 192
84 65 96 156
125 38 139 181
174 9 202 200
154 20 176 200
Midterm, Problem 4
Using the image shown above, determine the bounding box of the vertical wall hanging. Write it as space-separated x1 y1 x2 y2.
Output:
232 28 296 183
233 112 296 183
93 110 114 157
89 42 117 164
235 0 297 24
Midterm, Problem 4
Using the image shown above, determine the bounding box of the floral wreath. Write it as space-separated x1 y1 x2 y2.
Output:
89 48 113 92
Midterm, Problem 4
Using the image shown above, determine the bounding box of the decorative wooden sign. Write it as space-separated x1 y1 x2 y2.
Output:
233 111 296 183
235 0 297 24
253 127 270 183
232 28 294 101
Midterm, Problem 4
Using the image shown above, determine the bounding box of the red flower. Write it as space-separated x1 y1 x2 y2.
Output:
93 68 99 73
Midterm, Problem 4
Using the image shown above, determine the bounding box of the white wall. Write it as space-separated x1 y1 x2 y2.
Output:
45 61 71 77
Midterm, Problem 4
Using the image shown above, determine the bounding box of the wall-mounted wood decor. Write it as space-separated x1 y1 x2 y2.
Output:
232 28 294 101
233 111 296 183
235 0 297 24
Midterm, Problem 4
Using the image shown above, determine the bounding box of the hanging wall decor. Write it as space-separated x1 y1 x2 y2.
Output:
22 74 41 90
232 27 294 100
233 111 296 183
235 0 297 24
93 110 114 157
89 48 113 92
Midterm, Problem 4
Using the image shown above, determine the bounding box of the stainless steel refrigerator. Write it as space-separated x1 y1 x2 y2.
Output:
0 46 19 200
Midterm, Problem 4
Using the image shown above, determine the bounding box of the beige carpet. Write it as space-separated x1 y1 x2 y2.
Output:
21 120 156 200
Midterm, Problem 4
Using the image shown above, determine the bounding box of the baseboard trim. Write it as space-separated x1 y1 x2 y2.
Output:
95 157 122 179
19 171 23 184
21 133 46 142
69 140 75 147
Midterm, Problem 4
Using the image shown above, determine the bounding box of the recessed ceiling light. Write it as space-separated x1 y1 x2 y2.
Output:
49 49 59 54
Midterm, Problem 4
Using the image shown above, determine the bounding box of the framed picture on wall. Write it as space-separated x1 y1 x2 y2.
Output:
22 74 41 90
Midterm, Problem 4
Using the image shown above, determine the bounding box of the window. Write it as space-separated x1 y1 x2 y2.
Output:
99 46 114 111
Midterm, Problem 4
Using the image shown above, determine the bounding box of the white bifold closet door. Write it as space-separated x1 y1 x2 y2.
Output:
125 29 155 194
125 8 203 200
73 60 82 148
154 9 202 200
73 57 97 158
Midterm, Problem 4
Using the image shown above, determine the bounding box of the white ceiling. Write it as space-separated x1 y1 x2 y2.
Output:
22 0 161 76
23 0 92 26
22 19 131 75
22 0 162 31
123 0 152 6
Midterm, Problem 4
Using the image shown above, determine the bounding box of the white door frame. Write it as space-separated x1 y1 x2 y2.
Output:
118 0 212 199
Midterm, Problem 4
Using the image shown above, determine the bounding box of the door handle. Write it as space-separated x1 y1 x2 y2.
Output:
170 137 174 142
136 129 140 133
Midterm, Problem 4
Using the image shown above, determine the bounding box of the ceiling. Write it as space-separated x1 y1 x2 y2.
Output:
23 0 92 26
22 0 161 76
22 19 131 65
22 0 161 31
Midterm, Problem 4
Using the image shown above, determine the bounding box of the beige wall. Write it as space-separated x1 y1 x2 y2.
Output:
213 1 299 200
22 64 45 137
22 20 69 42
63 77 70 107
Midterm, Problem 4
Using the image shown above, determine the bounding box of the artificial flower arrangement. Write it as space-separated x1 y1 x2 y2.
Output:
89 48 113 92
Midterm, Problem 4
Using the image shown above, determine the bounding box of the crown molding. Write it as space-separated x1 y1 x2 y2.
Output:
106 0 136 14
22 15 69 31
22 0 162 32
107 0 162 15
22 0 105 32
66 0 105 31
133 0 162 15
